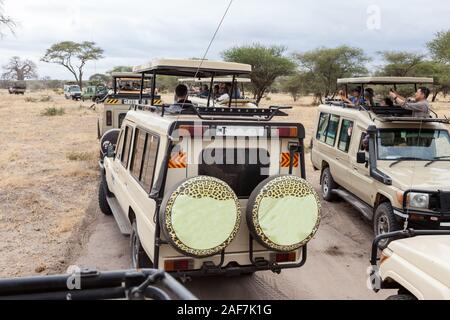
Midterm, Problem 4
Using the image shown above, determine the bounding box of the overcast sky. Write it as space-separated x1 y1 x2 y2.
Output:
1 0 449 80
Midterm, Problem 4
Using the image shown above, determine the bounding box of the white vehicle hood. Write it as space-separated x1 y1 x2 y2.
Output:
388 236 450 288
378 162 450 191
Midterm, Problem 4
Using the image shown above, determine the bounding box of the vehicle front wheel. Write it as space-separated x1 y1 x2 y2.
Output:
373 202 401 248
98 174 112 216
321 167 338 202
130 220 153 269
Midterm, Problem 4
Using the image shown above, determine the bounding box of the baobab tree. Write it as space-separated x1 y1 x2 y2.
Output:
2 56 38 80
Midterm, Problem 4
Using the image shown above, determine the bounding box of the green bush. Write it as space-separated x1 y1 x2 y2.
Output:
41 107 65 116
66 152 92 161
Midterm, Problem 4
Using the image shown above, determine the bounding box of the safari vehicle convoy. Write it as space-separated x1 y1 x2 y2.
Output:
311 77 450 245
98 72 162 158
98 59 321 277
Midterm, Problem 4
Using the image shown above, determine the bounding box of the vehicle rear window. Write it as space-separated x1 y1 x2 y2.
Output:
198 148 270 198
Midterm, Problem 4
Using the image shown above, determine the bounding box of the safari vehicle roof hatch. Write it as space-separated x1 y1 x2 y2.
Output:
337 77 434 85
133 59 252 77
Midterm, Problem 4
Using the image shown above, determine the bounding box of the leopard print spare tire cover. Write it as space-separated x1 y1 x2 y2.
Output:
246 175 321 252
160 176 241 258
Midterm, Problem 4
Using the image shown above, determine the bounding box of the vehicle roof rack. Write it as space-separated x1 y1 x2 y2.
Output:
132 104 291 122
376 116 450 124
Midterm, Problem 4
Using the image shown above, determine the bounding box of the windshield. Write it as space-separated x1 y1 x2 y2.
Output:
377 129 450 161
70 86 80 92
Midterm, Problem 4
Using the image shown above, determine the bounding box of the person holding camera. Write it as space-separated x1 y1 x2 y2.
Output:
389 87 431 118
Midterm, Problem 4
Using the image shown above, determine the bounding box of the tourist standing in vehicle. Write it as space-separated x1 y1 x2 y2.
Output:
389 87 430 118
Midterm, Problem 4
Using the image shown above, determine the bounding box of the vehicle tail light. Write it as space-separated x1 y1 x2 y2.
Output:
164 259 194 272
271 252 297 263
177 125 209 137
106 111 112 126
273 127 298 138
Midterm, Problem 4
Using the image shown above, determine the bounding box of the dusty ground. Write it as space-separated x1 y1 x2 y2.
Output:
1 90 449 299
0 89 99 277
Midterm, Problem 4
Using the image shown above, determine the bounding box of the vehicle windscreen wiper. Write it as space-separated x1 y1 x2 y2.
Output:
425 156 450 167
389 157 427 168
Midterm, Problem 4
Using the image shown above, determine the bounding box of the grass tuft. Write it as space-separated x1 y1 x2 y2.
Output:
41 107 65 116
66 152 93 161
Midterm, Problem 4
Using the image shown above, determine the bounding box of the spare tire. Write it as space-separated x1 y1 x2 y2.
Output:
160 176 241 258
247 175 321 252
100 129 120 158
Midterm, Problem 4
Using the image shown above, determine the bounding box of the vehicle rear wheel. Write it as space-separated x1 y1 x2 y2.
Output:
321 167 338 202
374 202 401 248
98 174 112 216
130 220 153 269
386 294 417 300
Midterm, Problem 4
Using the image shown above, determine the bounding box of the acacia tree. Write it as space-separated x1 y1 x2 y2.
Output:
41 41 104 90
0 0 15 37
2 56 38 80
427 30 450 64
376 51 425 76
222 44 296 104
106 66 133 74
294 46 370 103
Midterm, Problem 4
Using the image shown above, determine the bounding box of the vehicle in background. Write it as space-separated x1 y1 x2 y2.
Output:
98 59 320 277
178 77 258 108
311 77 450 246
82 85 108 102
8 81 26 95
64 84 82 100
97 72 161 158
370 229 450 300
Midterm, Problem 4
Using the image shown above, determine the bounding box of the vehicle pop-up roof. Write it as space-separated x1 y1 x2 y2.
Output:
131 59 292 121
133 59 252 108
178 77 251 83
329 77 449 124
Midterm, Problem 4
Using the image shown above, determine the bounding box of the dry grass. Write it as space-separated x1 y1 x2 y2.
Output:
0 89 100 277
41 107 65 116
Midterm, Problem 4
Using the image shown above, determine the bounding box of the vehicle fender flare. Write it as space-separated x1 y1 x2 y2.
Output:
374 191 394 210
382 272 423 300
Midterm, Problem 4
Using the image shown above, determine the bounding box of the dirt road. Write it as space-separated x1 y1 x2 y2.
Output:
72 159 392 300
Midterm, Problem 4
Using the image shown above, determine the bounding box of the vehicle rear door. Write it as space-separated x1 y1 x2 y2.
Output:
333 118 355 190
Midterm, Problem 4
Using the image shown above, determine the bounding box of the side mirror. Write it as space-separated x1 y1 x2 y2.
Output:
356 152 366 164
106 144 115 158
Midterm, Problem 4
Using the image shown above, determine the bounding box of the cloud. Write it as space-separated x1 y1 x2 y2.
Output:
1 0 448 79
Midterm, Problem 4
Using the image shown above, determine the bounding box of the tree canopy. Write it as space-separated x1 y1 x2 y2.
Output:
107 66 133 74
222 44 296 104
293 46 370 103
0 0 15 37
376 51 425 76
41 41 104 90
427 30 450 64
2 56 38 80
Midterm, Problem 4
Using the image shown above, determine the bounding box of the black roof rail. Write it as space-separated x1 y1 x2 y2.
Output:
130 104 292 122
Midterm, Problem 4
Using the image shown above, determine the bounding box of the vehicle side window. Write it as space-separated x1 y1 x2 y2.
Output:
359 132 368 152
316 113 330 143
121 126 133 168
325 115 340 146
141 134 160 192
338 120 354 153
115 130 124 160
130 129 146 181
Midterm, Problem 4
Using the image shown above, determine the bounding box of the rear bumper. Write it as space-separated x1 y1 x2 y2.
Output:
166 246 307 278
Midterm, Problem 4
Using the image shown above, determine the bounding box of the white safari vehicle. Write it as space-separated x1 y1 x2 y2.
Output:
98 72 161 158
311 77 450 244
98 59 321 277
370 229 450 300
